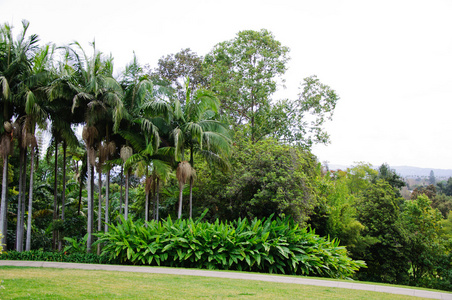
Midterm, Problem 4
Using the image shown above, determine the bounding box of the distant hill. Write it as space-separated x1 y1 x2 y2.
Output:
327 164 452 178
391 166 452 178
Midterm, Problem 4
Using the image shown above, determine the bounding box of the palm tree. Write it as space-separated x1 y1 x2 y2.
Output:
68 41 124 252
0 128 13 246
118 55 171 221
172 80 231 218
14 43 55 252
122 132 172 222
46 46 86 250
22 91 49 252
0 20 39 247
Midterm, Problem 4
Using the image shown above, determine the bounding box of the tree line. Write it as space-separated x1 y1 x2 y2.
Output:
0 21 450 290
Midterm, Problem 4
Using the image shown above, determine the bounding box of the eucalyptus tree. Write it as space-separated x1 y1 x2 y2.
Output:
0 20 40 248
204 29 289 143
171 81 231 219
66 41 124 252
270 76 339 148
151 48 207 103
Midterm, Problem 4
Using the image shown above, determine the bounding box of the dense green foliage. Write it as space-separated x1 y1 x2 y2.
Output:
95 215 364 279
193 136 320 223
310 164 452 291
0 250 112 264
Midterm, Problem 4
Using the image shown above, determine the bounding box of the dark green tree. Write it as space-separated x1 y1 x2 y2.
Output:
193 135 318 224
151 48 207 103
376 163 405 197
411 184 436 201
354 180 409 284
400 195 448 287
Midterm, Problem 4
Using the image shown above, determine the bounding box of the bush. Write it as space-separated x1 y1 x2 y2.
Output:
0 250 113 264
97 215 365 279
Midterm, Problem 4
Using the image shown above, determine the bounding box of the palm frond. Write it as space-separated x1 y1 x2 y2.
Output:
118 130 145 152
197 149 230 172
156 146 175 158
152 159 173 183
202 131 231 156
124 152 144 170
184 122 203 145
172 127 184 160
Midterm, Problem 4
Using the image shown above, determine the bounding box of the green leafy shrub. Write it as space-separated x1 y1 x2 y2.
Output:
97 215 365 278
63 234 89 254
0 250 113 264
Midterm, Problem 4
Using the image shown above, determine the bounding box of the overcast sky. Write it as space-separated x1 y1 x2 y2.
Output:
2 0 452 169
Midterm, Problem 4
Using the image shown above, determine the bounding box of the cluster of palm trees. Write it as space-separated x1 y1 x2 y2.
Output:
0 21 231 252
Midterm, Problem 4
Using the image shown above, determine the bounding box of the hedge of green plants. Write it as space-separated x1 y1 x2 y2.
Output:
96 215 365 279
0 250 112 264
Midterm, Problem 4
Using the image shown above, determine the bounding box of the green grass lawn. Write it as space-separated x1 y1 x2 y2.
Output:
0 266 434 300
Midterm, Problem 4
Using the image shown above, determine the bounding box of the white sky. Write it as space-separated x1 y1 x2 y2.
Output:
2 0 452 169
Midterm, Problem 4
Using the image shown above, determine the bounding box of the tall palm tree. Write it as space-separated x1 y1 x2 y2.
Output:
172 80 231 218
122 132 172 222
15 43 54 252
67 41 124 252
118 55 171 221
0 20 39 247
46 46 85 250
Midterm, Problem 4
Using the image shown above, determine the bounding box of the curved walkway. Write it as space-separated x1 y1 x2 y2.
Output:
1 260 451 299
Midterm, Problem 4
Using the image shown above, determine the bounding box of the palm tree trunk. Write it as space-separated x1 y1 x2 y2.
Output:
145 187 149 224
20 152 26 250
119 165 123 218
0 154 8 248
156 177 160 221
189 147 194 219
20 150 27 251
152 194 155 220
178 182 183 219
189 177 193 219
16 146 25 251
86 148 93 253
97 165 102 255
145 168 149 224
77 179 83 215
52 141 58 250
104 167 110 232
61 141 67 221
25 146 35 251
58 141 67 251
124 168 129 220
